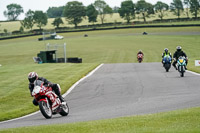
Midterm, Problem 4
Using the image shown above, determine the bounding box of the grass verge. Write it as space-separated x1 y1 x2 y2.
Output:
1 107 200 132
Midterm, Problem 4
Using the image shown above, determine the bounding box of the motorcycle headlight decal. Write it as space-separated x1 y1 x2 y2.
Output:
179 59 183 63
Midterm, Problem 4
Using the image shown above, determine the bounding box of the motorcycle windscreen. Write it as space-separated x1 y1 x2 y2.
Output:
34 80 43 86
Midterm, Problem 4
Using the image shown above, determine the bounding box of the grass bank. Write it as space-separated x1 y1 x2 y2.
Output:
1 107 200 132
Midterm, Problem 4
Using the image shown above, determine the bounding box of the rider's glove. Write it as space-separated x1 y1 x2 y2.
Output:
48 83 53 88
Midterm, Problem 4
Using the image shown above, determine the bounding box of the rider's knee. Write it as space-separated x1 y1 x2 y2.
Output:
33 99 38 106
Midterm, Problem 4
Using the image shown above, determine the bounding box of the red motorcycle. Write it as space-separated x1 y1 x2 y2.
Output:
32 80 69 119
137 54 143 63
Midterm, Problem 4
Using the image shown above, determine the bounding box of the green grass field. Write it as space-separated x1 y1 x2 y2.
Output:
0 27 200 132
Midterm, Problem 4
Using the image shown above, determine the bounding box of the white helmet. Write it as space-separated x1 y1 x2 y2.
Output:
28 72 38 83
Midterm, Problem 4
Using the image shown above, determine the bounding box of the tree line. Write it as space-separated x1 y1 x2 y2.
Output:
3 0 200 31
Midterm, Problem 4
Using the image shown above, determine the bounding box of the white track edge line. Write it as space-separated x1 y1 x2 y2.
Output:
63 63 104 97
0 63 104 124
187 70 200 76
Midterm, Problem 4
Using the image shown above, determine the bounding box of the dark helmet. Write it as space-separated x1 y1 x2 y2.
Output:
164 48 168 53
28 72 38 83
176 46 182 52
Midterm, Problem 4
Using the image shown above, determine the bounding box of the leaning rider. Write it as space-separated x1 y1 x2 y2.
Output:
172 46 188 70
28 72 65 106
162 48 172 65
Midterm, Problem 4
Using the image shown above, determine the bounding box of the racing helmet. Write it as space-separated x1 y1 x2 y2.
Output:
176 46 182 52
28 72 38 83
164 48 168 53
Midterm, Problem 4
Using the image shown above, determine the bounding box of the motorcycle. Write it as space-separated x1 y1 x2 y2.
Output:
137 54 143 63
162 55 172 72
176 56 187 77
32 80 69 119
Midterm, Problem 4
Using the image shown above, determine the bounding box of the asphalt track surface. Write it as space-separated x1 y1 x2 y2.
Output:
1 63 200 129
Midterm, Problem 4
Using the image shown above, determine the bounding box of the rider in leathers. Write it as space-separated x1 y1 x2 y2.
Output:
172 46 188 70
162 48 172 66
28 72 65 106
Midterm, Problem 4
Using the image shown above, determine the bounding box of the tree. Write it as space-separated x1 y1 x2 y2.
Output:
52 17 64 28
154 1 169 20
94 0 113 24
33 11 48 30
136 0 154 22
86 4 98 24
19 26 24 33
189 0 200 18
4 3 24 21
118 0 135 23
63 1 86 28
20 10 35 30
47 6 64 18
113 6 120 13
184 0 190 18
170 0 184 19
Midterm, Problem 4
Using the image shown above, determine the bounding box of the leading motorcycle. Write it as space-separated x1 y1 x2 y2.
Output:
176 56 187 77
162 55 172 72
137 54 143 63
32 80 69 119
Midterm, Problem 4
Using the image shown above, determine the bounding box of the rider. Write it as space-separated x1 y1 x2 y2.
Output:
137 50 144 61
28 72 65 106
172 46 188 70
137 50 144 56
162 48 172 65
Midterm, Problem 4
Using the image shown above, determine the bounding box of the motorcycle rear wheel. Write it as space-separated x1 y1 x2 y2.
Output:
39 100 52 119
59 102 69 116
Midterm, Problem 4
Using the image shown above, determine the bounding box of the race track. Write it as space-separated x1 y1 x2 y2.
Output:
1 63 200 129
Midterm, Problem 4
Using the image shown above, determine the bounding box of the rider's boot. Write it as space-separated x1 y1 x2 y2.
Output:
58 95 65 102
172 63 177 70
185 66 187 70
53 84 65 103
58 95 66 105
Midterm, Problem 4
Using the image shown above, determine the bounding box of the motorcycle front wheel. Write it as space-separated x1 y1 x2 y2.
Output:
138 58 142 63
181 72 184 77
180 66 184 77
39 100 52 119
165 64 170 72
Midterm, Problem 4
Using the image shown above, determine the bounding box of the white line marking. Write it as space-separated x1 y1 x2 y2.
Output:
63 63 104 97
0 64 104 124
187 70 200 76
